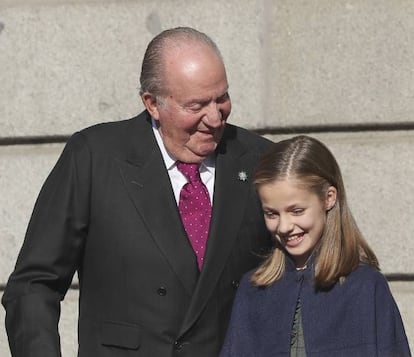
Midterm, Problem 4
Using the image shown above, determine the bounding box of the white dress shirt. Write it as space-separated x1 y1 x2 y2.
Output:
151 119 215 204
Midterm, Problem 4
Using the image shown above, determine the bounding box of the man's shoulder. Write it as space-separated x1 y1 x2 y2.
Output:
79 111 149 138
223 123 273 151
63 111 151 155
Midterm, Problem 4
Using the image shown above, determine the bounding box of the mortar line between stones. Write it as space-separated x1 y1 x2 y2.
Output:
1 122 414 146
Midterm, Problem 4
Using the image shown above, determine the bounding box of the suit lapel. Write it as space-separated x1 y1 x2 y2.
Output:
116 116 255 333
179 130 251 334
117 114 198 296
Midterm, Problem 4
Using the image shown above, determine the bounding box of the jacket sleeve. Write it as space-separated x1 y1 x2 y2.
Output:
1 133 91 357
375 274 412 357
219 275 257 357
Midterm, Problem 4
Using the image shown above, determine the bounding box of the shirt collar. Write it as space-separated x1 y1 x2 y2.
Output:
151 118 176 170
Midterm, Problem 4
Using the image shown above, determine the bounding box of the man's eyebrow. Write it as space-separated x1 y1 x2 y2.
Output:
185 97 211 105
184 89 229 105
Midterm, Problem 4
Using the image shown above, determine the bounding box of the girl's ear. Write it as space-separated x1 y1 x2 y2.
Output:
325 186 337 211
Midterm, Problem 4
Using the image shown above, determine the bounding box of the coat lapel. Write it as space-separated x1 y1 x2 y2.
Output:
117 114 198 296
179 129 251 335
116 115 256 334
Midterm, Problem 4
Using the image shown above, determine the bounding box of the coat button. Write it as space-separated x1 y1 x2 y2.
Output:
173 340 183 350
231 280 240 289
157 287 167 296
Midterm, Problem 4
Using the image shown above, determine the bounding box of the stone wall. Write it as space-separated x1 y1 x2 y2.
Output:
1 1 413 355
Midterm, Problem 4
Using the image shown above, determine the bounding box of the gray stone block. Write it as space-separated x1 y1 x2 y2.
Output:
0 143 64 283
59 288 79 357
264 1 414 127
0 2 145 137
389 281 414 354
4 1 414 135
0 0 265 136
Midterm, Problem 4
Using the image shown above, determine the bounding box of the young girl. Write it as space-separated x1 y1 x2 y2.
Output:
220 135 411 357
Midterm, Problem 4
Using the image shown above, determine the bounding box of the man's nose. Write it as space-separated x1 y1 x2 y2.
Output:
203 103 222 127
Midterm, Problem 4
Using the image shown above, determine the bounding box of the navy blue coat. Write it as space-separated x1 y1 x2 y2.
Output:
220 260 411 357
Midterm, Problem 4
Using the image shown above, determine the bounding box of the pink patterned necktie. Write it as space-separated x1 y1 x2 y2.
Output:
177 162 212 269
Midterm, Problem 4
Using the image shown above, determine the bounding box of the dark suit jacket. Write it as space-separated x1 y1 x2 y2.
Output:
2 111 273 356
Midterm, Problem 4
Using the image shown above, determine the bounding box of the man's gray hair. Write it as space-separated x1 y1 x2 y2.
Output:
139 27 223 97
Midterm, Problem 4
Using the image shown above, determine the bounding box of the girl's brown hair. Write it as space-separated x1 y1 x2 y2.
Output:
252 135 379 289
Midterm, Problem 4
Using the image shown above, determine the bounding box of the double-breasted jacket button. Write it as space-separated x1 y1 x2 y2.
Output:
173 340 183 350
157 286 167 296
231 280 240 289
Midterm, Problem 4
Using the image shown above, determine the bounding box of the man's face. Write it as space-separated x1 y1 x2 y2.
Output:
143 44 232 163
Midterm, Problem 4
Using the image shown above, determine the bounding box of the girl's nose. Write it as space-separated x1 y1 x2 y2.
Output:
277 214 294 235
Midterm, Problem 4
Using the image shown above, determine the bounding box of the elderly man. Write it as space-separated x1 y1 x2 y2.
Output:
3 27 272 356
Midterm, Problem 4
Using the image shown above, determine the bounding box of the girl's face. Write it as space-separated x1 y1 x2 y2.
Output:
258 178 336 268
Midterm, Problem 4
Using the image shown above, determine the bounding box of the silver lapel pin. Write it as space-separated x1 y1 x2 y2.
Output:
238 171 248 182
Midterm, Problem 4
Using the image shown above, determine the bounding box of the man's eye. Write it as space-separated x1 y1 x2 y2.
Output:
264 211 277 218
187 105 202 112
292 209 304 215
217 93 229 103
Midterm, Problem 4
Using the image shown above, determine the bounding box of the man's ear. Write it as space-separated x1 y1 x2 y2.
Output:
141 93 160 120
325 186 337 211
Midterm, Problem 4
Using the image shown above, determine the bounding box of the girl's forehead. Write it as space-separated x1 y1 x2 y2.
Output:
261 177 304 190
258 178 315 200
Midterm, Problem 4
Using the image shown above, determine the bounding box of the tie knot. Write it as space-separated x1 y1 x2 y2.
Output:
176 162 201 183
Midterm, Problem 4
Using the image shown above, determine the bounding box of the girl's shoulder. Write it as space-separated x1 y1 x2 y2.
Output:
238 269 258 291
352 263 383 276
347 263 388 287
238 266 297 296
237 268 275 296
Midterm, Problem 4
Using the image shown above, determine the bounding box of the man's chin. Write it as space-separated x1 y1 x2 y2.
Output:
196 142 218 156
177 147 215 163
